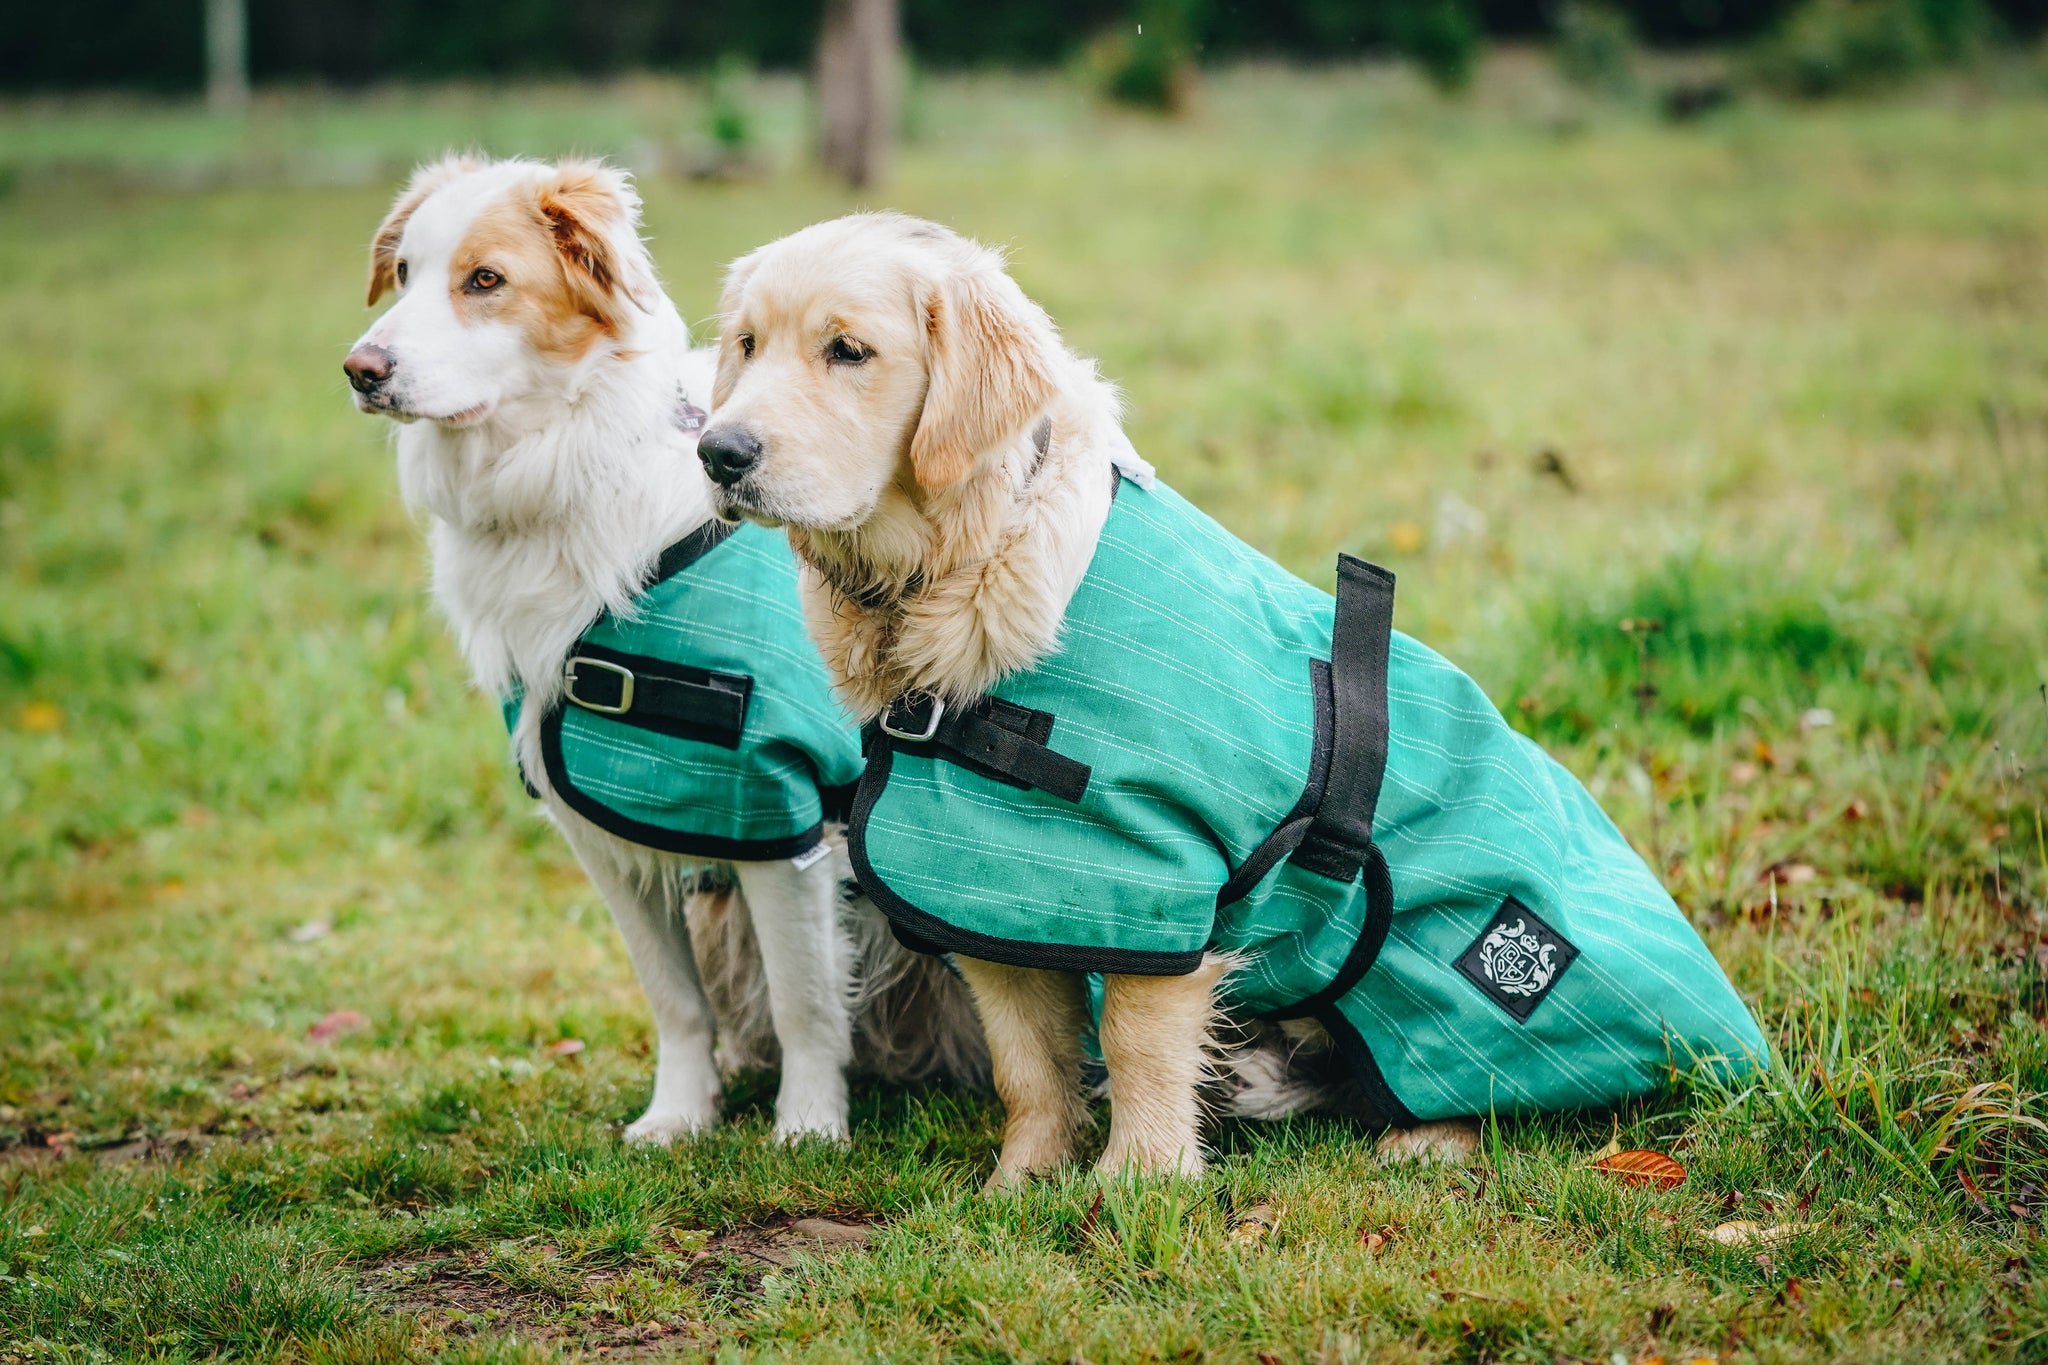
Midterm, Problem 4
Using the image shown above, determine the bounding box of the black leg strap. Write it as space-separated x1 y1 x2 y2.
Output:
1291 555 1396 883
876 693 1091 804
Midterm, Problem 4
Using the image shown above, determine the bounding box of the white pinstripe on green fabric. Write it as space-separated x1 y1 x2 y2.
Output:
855 477 1765 1119
505 522 864 849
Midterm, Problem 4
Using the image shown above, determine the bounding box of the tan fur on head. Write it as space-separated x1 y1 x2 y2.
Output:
908 261 1064 492
703 213 1125 718
533 160 649 336
367 154 484 305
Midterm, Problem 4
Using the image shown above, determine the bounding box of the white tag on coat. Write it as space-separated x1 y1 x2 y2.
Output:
791 841 832 872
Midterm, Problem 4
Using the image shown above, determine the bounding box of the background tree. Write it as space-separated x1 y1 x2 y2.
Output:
205 0 249 113
817 0 900 188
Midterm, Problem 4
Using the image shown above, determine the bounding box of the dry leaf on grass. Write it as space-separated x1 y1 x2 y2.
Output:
1589 1149 1686 1189
307 1010 366 1043
1229 1203 1280 1245
1708 1220 1813 1246
546 1038 585 1056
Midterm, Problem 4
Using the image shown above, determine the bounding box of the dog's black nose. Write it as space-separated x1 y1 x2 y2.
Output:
344 345 396 394
698 425 763 486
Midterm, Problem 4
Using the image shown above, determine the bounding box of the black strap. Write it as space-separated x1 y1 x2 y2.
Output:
651 518 737 585
1291 555 1395 884
876 693 1092 804
563 641 752 750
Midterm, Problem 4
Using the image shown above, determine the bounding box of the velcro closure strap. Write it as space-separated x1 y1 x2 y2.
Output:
879 693 1091 804
563 642 752 750
1291 555 1395 884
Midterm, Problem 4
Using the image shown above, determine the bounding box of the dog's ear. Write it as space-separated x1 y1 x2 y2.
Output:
909 261 1063 492
710 250 763 409
367 154 482 306
535 161 652 335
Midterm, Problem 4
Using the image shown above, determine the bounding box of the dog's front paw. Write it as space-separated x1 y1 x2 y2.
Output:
772 1108 850 1144
622 1104 718 1146
1374 1119 1481 1165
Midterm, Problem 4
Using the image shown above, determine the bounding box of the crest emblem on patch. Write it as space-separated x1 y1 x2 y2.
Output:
1454 898 1579 1022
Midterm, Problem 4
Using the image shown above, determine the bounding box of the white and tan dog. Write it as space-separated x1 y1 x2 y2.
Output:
696 213 1476 1181
344 164 983 1144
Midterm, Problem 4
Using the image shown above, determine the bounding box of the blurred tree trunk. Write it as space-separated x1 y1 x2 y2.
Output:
817 0 898 188
205 0 250 113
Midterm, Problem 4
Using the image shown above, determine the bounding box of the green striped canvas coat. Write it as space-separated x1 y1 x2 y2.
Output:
503 520 865 861
851 476 1766 1124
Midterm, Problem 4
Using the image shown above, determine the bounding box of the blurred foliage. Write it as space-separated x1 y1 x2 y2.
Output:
1387 0 1485 91
1554 2 1641 97
1091 0 1207 112
7 0 2046 93
706 54 757 156
1752 0 2003 95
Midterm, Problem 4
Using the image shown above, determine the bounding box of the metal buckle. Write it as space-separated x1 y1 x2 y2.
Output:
879 692 945 742
564 656 635 715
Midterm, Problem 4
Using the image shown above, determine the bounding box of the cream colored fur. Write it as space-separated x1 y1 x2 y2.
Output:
699 211 1474 1178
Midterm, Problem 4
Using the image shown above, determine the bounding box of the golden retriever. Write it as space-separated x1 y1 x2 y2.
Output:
695 213 1475 1181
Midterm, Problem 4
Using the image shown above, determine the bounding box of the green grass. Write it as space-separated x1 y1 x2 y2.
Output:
4 55 2047 1362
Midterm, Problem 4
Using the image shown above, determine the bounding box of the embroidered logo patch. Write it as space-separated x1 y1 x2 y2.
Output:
1454 898 1579 1022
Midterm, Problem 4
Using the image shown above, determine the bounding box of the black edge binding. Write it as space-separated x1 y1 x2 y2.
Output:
538 703 829 860
848 735 1205 976
650 518 737 585
1314 1005 1420 1129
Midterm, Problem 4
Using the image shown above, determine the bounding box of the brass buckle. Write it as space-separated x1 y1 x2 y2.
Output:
564 656 635 715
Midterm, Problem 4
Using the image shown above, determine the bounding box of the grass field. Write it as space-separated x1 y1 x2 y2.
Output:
4 56 2048 1362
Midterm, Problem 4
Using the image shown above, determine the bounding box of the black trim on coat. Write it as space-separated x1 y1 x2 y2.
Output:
538 701 829 861
1314 1003 1419 1130
848 736 1209 976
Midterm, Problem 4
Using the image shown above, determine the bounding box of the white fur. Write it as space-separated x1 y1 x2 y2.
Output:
348 161 985 1143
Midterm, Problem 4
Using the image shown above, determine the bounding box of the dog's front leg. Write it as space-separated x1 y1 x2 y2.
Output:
954 957 1089 1189
733 856 853 1141
572 850 723 1144
1095 954 1231 1178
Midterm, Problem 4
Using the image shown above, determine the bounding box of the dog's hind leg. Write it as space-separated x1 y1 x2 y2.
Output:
733 856 854 1141
1095 954 1231 1178
954 957 1089 1189
572 848 723 1144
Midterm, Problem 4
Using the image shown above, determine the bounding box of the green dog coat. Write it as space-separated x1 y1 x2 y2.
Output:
850 474 1766 1124
503 519 864 861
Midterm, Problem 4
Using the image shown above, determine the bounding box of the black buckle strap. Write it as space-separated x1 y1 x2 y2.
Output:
877 692 1091 804
1291 555 1395 884
563 642 752 750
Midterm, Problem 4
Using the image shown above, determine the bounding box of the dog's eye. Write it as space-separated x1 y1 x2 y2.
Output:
738 333 756 359
466 268 503 293
395 260 408 288
826 336 870 366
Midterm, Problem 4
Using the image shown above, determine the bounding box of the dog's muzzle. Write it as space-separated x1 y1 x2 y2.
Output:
344 345 396 396
697 425 762 488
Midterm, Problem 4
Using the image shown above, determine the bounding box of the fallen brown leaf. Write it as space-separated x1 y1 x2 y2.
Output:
546 1038 586 1057
307 1010 366 1043
1230 1203 1280 1245
1590 1149 1686 1190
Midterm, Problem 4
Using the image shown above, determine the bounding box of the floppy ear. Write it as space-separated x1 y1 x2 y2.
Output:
366 154 482 306
908 263 1064 492
710 251 762 409
536 160 651 335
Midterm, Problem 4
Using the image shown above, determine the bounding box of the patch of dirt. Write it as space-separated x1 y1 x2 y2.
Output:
686 1216 876 1295
367 1216 876 1359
